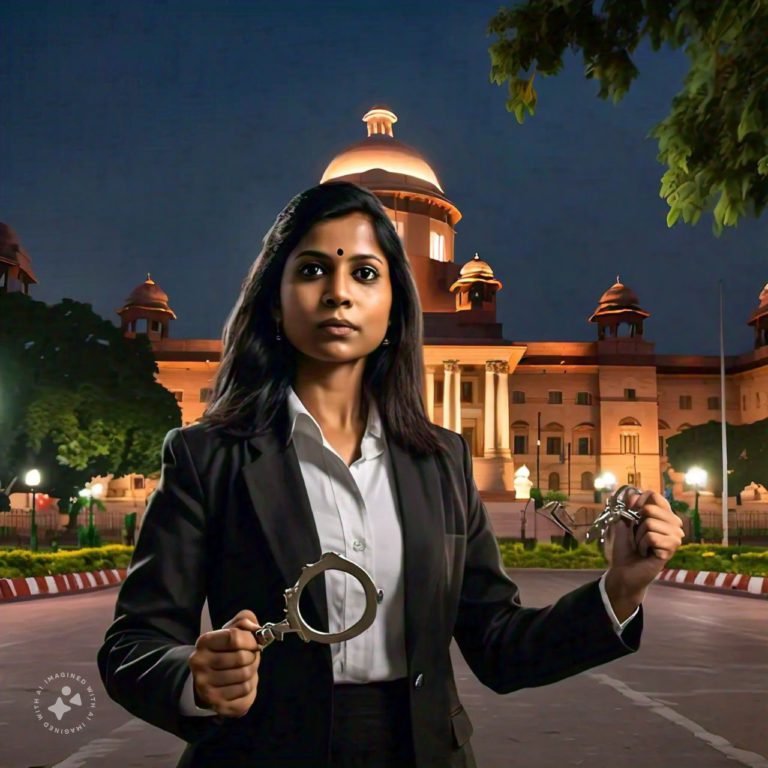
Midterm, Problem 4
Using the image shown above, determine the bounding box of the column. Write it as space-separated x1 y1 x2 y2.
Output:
494 360 511 457
425 366 435 423
484 361 496 457
453 362 462 435
442 361 455 430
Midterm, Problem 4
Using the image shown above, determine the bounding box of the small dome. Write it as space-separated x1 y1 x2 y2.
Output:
747 281 768 325
119 273 176 317
589 277 649 322
0 222 38 283
321 107 444 193
459 252 495 279
450 253 502 292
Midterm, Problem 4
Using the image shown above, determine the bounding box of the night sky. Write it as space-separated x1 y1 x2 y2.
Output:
2 0 766 356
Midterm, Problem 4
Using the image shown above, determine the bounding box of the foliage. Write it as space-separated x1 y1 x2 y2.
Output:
0 293 181 509
544 489 568 503
666 418 768 494
487 0 768 234
529 486 544 509
0 544 134 578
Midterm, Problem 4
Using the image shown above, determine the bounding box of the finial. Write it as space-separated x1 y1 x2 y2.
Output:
616 274 620 284
474 252 480 260
147 272 151 281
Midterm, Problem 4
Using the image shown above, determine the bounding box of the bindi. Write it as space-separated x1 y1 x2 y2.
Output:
337 248 344 255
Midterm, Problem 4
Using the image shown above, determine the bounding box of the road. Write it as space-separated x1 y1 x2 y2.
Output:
0 570 765 768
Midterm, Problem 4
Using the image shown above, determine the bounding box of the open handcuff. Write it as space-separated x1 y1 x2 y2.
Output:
542 484 645 548
251 552 378 650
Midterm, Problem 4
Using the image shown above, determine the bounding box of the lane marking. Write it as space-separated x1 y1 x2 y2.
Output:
588 672 768 768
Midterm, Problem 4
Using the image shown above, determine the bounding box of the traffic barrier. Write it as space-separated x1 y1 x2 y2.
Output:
0 568 127 601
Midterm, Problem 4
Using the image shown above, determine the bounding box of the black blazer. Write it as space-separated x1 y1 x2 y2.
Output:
97 412 643 768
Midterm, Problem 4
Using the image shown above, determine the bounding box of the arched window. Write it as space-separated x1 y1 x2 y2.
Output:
619 417 641 426
581 471 594 491
658 419 670 430
548 472 560 491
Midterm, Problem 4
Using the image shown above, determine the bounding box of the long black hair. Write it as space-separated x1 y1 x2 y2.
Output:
199 180 444 456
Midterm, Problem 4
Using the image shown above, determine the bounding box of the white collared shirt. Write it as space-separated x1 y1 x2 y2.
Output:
181 385 637 715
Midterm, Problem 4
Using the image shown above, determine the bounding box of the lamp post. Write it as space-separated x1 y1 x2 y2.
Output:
79 482 103 547
24 469 41 552
685 466 707 543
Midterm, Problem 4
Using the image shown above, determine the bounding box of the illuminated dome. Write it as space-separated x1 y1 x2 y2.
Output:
589 277 649 322
0 222 37 284
450 253 502 292
748 282 768 325
321 107 444 194
119 273 176 318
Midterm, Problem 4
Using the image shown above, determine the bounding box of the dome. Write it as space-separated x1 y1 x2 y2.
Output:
459 253 495 280
589 277 649 322
0 222 38 283
321 107 444 194
747 281 768 325
119 273 176 318
450 253 502 292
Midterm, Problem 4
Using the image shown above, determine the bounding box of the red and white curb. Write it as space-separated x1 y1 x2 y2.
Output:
0 568 127 601
656 568 768 596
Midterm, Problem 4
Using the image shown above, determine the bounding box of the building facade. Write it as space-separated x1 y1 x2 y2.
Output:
5 106 768 504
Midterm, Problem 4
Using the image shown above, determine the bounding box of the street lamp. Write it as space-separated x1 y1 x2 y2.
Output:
24 469 41 552
685 466 707 543
594 471 616 505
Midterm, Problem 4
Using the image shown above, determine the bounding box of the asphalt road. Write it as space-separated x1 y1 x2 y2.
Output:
0 570 765 768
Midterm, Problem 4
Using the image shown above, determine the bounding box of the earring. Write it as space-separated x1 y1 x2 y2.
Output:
382 336 390 346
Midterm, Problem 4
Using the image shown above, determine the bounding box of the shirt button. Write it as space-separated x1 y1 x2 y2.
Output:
414 673 424 689
352 538 366 551
376 589 384 604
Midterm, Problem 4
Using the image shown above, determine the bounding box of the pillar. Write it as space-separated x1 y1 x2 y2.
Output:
484 361 496 457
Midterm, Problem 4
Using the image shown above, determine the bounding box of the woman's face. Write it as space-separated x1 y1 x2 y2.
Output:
275 212 393 368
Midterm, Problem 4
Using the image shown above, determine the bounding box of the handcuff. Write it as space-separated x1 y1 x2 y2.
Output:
586 484 644 546
251 552 379 649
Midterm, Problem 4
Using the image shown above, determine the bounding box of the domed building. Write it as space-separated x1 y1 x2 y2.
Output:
21 105 768 537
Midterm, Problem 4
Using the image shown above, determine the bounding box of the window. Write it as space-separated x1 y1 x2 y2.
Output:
624 388 637 401
620 434 639 454
548 391 563 405
628 472 641 486
172 390 183 402
200 387 212 403
512 390 526 404
546 436 562 455
576 392 592 405
132 477 145 490
460 381 473 403
513 434 527 454
429 231 446 262
577 436 592 455
548 472 560 491
707 396 719 410
581 471 594 491
659 435 666 455
679 395 692 410
435 380 444 402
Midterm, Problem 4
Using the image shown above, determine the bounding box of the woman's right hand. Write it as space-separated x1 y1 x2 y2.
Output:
188 609 263 718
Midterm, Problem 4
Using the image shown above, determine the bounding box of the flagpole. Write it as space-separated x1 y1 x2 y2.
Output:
719 279 728 545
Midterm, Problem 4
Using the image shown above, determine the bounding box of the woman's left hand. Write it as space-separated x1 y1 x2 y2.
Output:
604 490 686 597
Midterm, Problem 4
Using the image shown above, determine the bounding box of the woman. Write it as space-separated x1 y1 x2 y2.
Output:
97 181 684 768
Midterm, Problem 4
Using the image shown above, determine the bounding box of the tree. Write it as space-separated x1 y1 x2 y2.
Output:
487 1 768 234
666 418 768 495
0 293 181 512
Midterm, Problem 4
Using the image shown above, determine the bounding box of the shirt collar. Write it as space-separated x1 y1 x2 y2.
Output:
286 384 385 460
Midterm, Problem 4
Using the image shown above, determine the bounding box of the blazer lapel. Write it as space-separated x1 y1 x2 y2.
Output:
241 430 328 634
387 439 447 663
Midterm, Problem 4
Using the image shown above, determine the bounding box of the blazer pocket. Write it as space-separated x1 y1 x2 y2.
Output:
450 705 474 748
